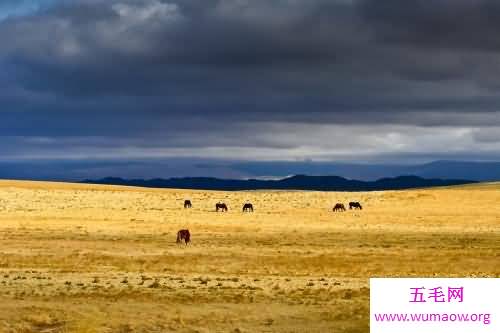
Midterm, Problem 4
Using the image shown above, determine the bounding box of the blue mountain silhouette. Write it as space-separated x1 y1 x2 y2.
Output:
82 175 475 191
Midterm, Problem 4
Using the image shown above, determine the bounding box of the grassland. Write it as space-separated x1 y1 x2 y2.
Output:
0 180 498 333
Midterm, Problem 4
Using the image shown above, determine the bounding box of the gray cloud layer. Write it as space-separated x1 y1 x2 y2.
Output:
0 0 499 177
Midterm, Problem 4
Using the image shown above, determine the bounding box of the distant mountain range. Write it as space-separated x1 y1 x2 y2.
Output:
82 175 475 191
1 160 499 182
232 160 500 181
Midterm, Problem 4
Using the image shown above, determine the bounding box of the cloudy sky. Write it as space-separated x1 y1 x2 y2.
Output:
1 0 500 179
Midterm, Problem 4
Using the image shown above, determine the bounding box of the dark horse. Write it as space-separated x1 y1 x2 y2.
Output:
242 203 254 212
176 229 191 245
216 202 228 212
184 200 192 208
333 203 346 212
349 202 362 210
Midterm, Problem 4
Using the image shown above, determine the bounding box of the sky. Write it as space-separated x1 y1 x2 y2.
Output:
1 0 500 180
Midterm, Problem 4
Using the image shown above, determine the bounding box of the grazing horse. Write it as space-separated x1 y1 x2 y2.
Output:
333 203 346 212
349 202 362 210
216 202 228 212
176 229 191 245
242 203 254 212
184 200 192 208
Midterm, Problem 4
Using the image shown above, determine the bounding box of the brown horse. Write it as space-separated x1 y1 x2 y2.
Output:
333 203 346 212
184 200 192 208
216 202 228 212
176 229 191 245
242 203 254 212
349 202 362 210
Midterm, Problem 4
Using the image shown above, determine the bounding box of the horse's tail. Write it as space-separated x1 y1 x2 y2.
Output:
176 231 181 243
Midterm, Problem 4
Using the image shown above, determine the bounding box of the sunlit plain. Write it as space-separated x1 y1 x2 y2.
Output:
0 180 498 333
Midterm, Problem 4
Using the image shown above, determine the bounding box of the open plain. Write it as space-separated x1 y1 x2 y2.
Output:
0 180 498 333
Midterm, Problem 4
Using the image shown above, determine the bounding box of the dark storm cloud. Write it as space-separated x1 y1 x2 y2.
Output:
0 0 499 177
360 0 500 51
1 0 498 115
1 0 362 100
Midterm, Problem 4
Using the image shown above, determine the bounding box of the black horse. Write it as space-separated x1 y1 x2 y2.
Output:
216 202 228 212
176 229 191 245
242 203 254 212
349 202 362 210
333 203 346 212
184 200 192 208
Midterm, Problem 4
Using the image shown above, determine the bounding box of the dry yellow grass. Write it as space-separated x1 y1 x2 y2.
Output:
0 179 498 333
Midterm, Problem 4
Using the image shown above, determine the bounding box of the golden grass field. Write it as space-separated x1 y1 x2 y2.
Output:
0 179 498 333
